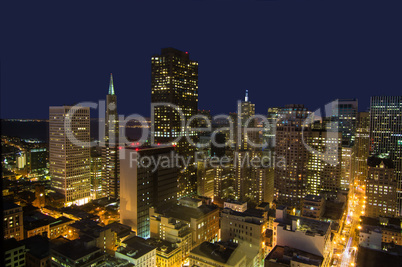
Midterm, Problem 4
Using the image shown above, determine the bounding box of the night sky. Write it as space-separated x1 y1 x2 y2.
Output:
1 0 402 119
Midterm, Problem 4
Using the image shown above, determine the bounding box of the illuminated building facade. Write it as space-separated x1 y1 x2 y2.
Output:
151 47 198 198
366 156 397 218
369 96 402 214
332 99 358 147
49 106 91 206
4 200 24 241
353 112 370 185
90 148 103 200
102 73 120 199
274 104 310 209
120 146 178 238
306 128 342 196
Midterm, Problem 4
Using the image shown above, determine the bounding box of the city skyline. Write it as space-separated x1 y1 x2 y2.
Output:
2 1 402 267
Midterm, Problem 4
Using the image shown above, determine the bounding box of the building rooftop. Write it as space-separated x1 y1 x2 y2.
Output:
145 238 178 255
367 156 395 169
266 245 323 266
275 215 331 236
3 200 21 210
157 204 218 222
361 216 402 232
69 219 106 238
221 208 266 225
105 222 133 238
304 195 323 202
357 245 402 267
51 237 100 260
4 238 24 251
224 199 246 205
20 235 50 259
49 216 73 227
190 242 237 264
119 236 156 259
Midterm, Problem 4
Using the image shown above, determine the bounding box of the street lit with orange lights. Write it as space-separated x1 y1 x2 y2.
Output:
331 184 365 267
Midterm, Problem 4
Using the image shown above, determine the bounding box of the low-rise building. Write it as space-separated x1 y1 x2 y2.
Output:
4 200 24 241
115 236 157 266
274 206 332 267
224 199 248 212
265 245 324 267
146 238 182 267
150 203 220 248
50 237 106 266
189 241 247 267
20 235 50 267
220 207 271 262
4 238 26 267
150 214 193 261
302 195 325 220
358 216 402 247
68 219 116 254
49 216 74 239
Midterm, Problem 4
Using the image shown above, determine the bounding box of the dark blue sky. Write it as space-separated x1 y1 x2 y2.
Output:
1 0 401 119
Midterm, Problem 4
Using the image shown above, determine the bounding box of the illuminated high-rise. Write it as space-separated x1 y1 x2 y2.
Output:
369 96 402 214
332 99 358 147
365 155 397 218
102 74 119 199
49 106 91 206
353 112 370 186
274 104 310 209
306 127 342 196
151 48 198 198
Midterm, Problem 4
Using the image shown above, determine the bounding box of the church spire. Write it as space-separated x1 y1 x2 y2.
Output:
108 73 115 95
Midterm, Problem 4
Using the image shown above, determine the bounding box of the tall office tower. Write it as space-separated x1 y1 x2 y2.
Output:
237 90 256 150
197 160 215 199
341 146 353 190
90 147 103 200
234 92 260 201
28 148 47 175
306 127 342 196
102 74 119 199
263 107 280 154
274 104 311 209
332 99 358 147
353 112 370 186
49 106 91 206
120 145 178 238
366 156 397 217
151 48 198 198
369 96 402 214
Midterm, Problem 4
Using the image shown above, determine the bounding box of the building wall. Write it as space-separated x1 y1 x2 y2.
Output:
366 161 397 217
4 244 25 267
49 106 91 206
4 206 24 241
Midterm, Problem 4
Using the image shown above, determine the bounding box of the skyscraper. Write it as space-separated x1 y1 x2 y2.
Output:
120 145 178 238
151 48 198 198
353 112 370 186
369 96 402 214
49 106 91 206
365 155 397 218
274 104 310 209
102 74 119 199
237 90 256 151
333 99 358 147
306 128 342 196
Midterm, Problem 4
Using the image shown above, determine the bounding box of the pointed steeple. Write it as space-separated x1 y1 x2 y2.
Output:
108 73 115 95
245 90 249 102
